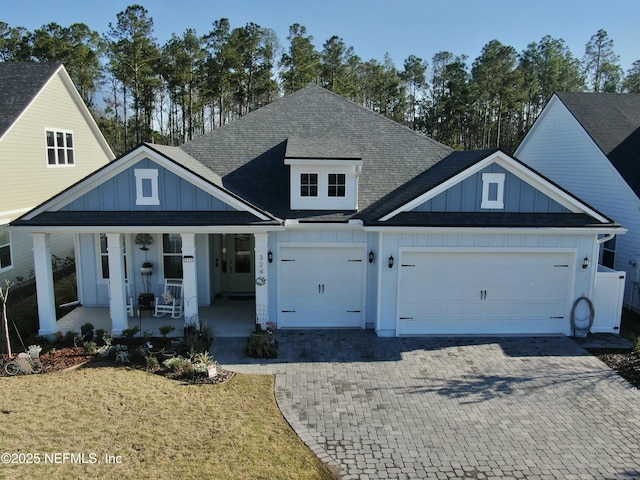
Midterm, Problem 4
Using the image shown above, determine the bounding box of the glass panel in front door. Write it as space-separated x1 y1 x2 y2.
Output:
234 235 251 273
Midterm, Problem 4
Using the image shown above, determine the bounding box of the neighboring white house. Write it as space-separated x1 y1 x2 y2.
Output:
516 92 639 311
0 62 114 286
12 86 624 337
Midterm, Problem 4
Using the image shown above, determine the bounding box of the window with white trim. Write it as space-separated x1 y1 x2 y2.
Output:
300 173 318 197
46 129 75 166
98 233 127 279
0 227 12 271
602 236 616 269
162 234 183 278
328 173 346 197
481 173 505 209
135 169 160 205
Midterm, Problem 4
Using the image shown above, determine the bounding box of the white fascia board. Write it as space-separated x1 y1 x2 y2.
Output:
514 94 560 157
363 225 627 236
0 65 64 144
57 66 115 160
10 224 285 235
22 145 271 221
379 150 610 224
284 158 363 167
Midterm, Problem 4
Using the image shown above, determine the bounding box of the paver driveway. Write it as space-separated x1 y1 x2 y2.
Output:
215 331 640 479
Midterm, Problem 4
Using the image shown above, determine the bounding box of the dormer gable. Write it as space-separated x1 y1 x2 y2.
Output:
377 150 611 225
284 136 363 211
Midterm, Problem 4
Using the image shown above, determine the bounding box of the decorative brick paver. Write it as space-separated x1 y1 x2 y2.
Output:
214 332 640 479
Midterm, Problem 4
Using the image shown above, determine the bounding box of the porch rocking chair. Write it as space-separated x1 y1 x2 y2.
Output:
108 279 134 317
154 279 184 319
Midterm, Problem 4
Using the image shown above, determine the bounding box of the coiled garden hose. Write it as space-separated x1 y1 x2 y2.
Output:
571 295 594 336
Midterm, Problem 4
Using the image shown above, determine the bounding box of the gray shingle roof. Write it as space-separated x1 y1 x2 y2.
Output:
358 149 498 222
556 92 640 197
180 85 454 220
11 211 279 227
0 62 62 139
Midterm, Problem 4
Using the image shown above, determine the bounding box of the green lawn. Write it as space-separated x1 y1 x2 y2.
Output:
0 366 336 480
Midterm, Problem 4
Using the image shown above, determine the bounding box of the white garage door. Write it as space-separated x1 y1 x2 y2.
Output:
278 246 366 328
397 251 573 335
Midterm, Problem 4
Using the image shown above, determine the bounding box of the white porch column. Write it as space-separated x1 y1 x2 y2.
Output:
254 233 269 328
181 233 198 327
106 233 127 335
32 233 56 336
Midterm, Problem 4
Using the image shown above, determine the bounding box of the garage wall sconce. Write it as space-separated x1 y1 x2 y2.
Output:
582 256 590 269
268 251 273 264
388 255 394 269
369 250 375 263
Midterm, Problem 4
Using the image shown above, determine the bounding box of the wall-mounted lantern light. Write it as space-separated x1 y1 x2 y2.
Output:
268 251 273 264
369 250 375 264
388 255 394 269
582 256 590 269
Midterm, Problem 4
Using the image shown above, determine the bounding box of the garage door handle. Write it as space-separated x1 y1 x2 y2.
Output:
399 317 413 320
281 310 296 313
480 290 487 300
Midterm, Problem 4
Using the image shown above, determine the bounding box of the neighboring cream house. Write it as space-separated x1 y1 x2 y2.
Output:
0 62 114 286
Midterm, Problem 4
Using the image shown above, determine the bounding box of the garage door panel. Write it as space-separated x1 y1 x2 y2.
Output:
279 246 365 328
398 251 573 335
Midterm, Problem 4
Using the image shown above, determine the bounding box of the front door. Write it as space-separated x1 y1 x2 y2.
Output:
221 234 255 294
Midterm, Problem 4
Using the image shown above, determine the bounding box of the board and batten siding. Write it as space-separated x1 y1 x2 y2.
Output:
376 231 596 337
413 163 569 213
77 232 211 307
516 98 639 307
61 158 235 212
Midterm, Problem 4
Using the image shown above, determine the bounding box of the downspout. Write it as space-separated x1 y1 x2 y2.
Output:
597 233 616 245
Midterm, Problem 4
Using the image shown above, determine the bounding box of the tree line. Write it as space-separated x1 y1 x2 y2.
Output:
1 4 639 155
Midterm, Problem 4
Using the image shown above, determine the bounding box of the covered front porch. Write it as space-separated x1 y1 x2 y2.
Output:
55 297 256 338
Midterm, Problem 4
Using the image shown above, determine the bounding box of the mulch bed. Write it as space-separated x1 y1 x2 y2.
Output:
1 345 235 385
589 348 640 389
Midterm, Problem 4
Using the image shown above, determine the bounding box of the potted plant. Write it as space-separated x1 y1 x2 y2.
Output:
135 233 153 251
140 261 153 275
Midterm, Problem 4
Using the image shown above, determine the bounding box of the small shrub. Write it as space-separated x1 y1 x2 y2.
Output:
63 330 78 345
185 324 214 355
130 346 147 365
80 322 94 337
163 356 188 372
83 341 97 354
101 331 114 347
94 329 105 344
159 325 175 337
115 350 130 364
145 355 159 369
122 326 140 338
245 333 278 359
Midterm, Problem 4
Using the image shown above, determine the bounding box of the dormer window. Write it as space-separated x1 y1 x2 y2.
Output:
300 173 318 197
285 159 362 210
328 174 346 197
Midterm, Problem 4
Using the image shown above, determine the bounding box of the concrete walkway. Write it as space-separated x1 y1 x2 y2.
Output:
214 332 640 479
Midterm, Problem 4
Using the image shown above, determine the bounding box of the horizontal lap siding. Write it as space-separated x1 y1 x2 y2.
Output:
517 100 639 307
